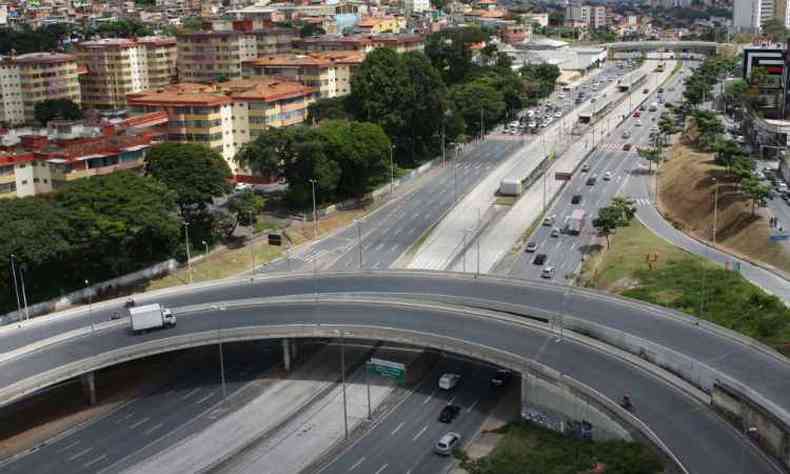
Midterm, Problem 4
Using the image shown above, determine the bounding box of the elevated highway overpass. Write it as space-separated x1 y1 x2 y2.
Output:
606 41 722 59
1 272 788 472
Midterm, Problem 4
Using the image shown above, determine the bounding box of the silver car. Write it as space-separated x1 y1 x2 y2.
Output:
434 432 461 455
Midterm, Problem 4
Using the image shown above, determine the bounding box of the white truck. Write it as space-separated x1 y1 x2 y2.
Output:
499 178 524 196
566 209 587 235
129 303 176 334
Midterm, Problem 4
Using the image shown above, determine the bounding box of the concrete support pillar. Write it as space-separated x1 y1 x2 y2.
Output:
282 338 291 372
81 371 96 406
290 339 298 361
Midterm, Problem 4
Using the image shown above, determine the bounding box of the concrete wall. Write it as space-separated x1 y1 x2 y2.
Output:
0 259 179 324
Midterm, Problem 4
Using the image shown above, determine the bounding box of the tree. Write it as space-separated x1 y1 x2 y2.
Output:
307 97 351 124
657 112 678 138
594 206 623 249
93 19 152 37
34 99 82 125
713 139 744 170
282 127 341 208
144 143 232 219
299 22 326 38
226 190 265 237
449 78 506 138
637 146 662 172
424 27 487 85
400 52 449 165
318 120 391 197
234 127 291 180
742 177 772 214
762 18 789 41
520 63 561 99
55 172 181 276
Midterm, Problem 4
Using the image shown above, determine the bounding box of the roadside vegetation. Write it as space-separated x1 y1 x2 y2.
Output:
581 220 790 356
460 422 663 474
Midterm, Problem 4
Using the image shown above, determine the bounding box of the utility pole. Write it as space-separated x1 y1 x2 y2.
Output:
9 254 21 321
309 179 318 239
355 219 363 269
389 145 395 194
712 177 719 244
480 106 484 141
19 264 28 320
184 222 192 284
249 211 255 275
339 331 349 439
85 279 94 334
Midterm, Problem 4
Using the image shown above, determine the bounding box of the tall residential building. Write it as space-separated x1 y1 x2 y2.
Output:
292 34 425 54
734 0 785 31
0 52 83 125
126 78 318 178
242 51 364 98
76 37 177 110
565 4 607 29
176 26 296 84
403 0 431 14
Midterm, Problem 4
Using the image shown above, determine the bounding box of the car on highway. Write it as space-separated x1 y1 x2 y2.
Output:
643 88 649 94
525 241 538 253
586 176 597 185
542 215 555 226
533 253 547 265
541 266 555 279
634 120 642 127
490 370 513 387
571 194 583 204
550 227 561 237
603 171 613 181
438 405 461 423
581 163 590 172
633 111 640 118
622 130 631 139
639 105 646 111
434 432 461 455
554 111 562 118
438 373 461 390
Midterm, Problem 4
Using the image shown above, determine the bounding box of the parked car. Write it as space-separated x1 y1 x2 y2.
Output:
550 227 561 237
525 241 538 253
533 253 547 265
571 194 583 204
581 164 590 172
622 130 631 139
603 171 613 181
586 176 597 185
439 405 461 423
434 432 461 455
490 370 513 387
543 215 556 226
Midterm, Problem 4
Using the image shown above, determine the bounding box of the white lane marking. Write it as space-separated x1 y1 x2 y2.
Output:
122 411 135 420
196 392 215 404
467 400 479 413
423 390 435 404
57 440 80 453
374 464 389 474
83 454 108 468
144 422 164 435
68 447 93 461
349 457 365 471
129 417 150 430
412 425 428 441
391 422 405 435
181 388 200 400
448 396 456 405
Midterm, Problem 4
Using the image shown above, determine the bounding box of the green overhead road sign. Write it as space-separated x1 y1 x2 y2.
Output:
367 358 406 384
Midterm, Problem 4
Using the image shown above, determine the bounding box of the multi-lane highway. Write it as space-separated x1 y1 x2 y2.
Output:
0 297 781 474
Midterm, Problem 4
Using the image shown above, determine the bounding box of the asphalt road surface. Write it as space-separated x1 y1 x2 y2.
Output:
0 301 779 474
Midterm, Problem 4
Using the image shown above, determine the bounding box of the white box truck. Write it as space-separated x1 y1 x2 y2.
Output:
499 178 523 196
566 209 586 235
130 303 176 334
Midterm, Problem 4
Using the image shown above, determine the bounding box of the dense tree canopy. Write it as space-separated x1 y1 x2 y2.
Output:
424 27 488 85
144 143 232 218
34 99 82 125
0 24 71 55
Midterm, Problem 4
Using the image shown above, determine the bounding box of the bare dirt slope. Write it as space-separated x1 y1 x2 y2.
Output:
658 141 790 274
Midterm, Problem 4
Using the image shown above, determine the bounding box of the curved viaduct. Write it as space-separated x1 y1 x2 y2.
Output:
1 272 788 472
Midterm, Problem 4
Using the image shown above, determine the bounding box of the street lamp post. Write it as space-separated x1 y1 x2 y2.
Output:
183 222 192 284
389 145 395 195
309 179 318 240
355 218 363 269
249 211 255 275
9 254 22 321
309 179 319 302
85 279 94 334
202 240 208 259
337 330 349 439
712 177 719 244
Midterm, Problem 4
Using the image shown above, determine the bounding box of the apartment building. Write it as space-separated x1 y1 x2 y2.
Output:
355 16 403 34
0 121 159 199
77 37 177 110
241 51 364 98
403 0 431 14
0 52 82 126
293 34 424 54
176 22 296 84
734 0 789 31
126 78 317 178
565 4 607 29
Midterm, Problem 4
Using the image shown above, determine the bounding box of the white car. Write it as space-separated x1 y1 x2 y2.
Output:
234 183 252 192
528 122 537 128
541 266 555 279
634 120 642 127
603 171 613 181
438 373 461 390
434 432 461 455
554 111 562 118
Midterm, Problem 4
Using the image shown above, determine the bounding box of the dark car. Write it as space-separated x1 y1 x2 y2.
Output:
622 143 632 151
571 194 583 204
491 370 513 387
533 253 547 265
586 176 597 186
439 405 461 423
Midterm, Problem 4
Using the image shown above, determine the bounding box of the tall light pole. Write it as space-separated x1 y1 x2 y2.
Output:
309 179 318 240
18 264 29 320
389 145 395 195
355 218 363 269
183 222 192 284
336 330 349 439
712 177 719 244
249 211 255 275
9 254 22 321
85 279 94 334
202 240 208 259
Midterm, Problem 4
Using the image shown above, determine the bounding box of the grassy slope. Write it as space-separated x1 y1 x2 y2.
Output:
658 140 790 274
462 422 663 474
581 220 790 355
